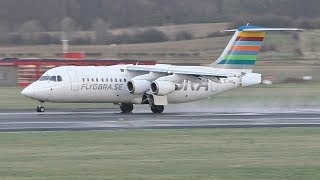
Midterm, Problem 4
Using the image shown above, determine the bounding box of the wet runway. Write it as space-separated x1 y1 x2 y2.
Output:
1 107 320 132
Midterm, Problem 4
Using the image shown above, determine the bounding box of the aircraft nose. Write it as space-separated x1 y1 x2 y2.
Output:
21 85 35 98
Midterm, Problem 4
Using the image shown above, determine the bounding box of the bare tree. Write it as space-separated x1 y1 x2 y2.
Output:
19 20 45 42
175 31 194 41
19 20 44 33
92 18 111 44
61 17 77 40
215 0 224 15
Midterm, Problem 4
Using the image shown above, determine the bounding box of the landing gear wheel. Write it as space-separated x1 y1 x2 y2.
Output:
36 106 45 112
120 103 134 113
151 105 164 114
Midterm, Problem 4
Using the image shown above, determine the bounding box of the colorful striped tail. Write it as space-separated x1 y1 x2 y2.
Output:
212 25 302 71
222 31 265 65
213 26 265 71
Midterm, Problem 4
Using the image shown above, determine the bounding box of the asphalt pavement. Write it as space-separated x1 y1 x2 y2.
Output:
0 107 320 132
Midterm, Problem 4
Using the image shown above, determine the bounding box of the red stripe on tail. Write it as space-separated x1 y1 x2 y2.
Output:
236 37 264 41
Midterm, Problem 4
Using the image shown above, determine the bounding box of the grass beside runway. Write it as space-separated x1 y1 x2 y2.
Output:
0 128 320 179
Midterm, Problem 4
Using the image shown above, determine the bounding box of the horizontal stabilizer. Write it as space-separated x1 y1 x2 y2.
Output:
222 26 303 32
243 28 303 32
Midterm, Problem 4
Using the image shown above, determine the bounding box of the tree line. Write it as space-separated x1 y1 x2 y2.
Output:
1 0 320 31
0 0 320 45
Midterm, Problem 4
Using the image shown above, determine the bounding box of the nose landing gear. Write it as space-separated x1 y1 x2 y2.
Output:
36 105 45 112
36 102 45 112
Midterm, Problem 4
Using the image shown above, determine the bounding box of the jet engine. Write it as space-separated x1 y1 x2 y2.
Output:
150 81 177 96
127 80 150 95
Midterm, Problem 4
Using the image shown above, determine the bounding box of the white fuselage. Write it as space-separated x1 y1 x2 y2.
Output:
21 65 242 104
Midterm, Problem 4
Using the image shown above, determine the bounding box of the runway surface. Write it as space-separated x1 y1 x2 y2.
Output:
1 107 320 132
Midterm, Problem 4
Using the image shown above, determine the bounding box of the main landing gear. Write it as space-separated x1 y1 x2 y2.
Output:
150 105 164 114
142 94 165 113
119 103 164 114
120 103 134 113
36 102 45 112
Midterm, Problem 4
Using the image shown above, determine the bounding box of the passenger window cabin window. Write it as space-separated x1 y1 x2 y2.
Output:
96 78 98 82
57 76 63 82
87 78 89 82
110 78 113 82
115 78 117 82
124 79 126 82
91 78 94 82
101 78 104 82
120 78 122 82
82 78 85 82
120 69 124 72
106 78 108 82
49 76 57 82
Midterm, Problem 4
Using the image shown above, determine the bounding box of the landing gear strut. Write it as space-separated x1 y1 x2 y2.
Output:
36 102 45 112
144 94 164 113
120 103 134 113
151 105 164 114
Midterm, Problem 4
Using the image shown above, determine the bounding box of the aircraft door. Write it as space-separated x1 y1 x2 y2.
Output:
67 70 79 91
211 81 218 92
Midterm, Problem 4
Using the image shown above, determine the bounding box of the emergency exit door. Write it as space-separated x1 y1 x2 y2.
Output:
67 70 79 91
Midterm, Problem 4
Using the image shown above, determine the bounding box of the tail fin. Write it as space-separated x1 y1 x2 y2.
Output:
211 25 302 72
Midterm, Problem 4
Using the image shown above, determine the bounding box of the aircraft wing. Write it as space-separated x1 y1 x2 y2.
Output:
126 64 238 78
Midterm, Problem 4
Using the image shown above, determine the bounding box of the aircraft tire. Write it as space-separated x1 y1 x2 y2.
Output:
151 105 164 113
120 103 134 113
36 106 45 112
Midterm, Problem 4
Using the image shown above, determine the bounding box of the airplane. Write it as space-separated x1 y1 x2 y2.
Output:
21 25 302 113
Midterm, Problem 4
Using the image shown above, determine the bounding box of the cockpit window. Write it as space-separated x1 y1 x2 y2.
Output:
39 76 50 81
49 76 57 82
39 75 61 82
57 76 62 82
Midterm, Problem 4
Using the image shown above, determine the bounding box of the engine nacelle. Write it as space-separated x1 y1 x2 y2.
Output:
150 81 177 96
127 80 150 95
241 73 261 87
